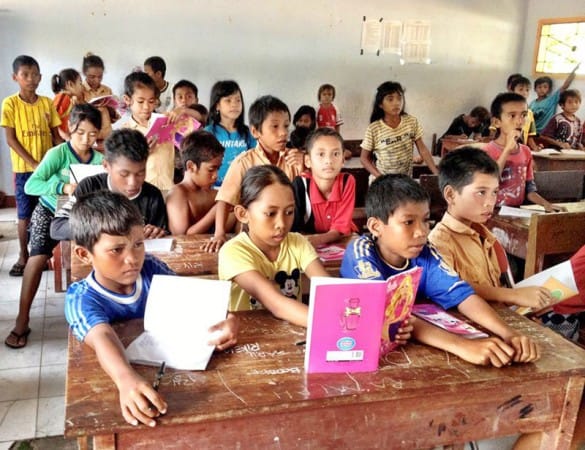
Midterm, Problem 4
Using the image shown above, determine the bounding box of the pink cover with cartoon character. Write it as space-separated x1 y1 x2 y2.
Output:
304 267 422 373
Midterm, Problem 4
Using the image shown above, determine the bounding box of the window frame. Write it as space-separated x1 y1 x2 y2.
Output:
532 16 585 78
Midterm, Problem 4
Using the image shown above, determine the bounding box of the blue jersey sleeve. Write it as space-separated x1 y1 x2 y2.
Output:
65 281 114 342
340 236 385 280
418 247 475 309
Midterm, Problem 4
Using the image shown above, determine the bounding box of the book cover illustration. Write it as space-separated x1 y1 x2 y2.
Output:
304 266 422 373
88 94 121 111
412 303 488 339
145 113 201 148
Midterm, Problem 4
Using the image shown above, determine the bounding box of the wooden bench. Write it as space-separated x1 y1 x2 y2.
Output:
533 170 584 203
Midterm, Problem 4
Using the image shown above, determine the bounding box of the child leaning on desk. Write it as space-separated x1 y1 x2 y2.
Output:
218 165 331 327
429 147 585 341
65 191 239 428
291 127 357 247
340 174 540 367
484 92 565 212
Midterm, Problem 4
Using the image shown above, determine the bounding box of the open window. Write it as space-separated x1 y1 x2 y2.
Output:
533 17 585 76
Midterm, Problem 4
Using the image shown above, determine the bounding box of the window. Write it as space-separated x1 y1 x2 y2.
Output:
533 17 585 76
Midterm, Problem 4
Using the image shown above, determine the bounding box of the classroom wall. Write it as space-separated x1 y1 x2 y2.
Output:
0 0 567 194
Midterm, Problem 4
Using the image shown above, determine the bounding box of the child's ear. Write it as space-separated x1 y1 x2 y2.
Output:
74 245 93 265
443 185 457 205
250 125 261 139
366 217 383 237
234 205 249 224
123 94 132 106
185 160 196 173
492 117 502 129
304 152 312 169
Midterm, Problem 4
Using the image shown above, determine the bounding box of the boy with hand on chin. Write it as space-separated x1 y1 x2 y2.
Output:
204 95 304 252
485 93 565 212
50 129 168 241
340 174 539 367
65 191 238 427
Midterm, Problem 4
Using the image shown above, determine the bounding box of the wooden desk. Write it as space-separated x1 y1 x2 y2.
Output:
71 234 353 283
440 137 485 156
533 152 585 172
65 309 585 449
486 203 585 260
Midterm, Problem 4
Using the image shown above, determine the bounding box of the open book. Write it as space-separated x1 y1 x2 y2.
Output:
535 148 585 156
513 260 579 315
304 267 422 373
125 275 230 370
88 95 121 111
69 164 106 184
316 244 346 262
145 113 201 148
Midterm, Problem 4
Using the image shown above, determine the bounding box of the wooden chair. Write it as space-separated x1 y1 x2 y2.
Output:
419 174 447 225
524 211 585 278
533 170 585 203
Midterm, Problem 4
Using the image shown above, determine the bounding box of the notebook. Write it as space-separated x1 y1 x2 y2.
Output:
304 266 422 373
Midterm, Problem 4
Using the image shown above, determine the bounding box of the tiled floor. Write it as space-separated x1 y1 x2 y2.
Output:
0 208 67 448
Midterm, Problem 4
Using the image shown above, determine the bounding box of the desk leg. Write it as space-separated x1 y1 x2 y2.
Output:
540 376 585 450
93 434 116 450
53 242 63 293
76 436 88 450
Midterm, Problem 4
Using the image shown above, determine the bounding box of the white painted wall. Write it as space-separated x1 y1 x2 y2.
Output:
0 0 570 194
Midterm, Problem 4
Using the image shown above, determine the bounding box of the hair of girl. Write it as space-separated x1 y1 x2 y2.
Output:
51 68 81 94
239 165 293 209
68 103 103 134
370 81 406 123
207 80 249 136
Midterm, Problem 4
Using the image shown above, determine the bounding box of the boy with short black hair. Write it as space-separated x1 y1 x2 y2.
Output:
540 89 583 150
340 174 539 367
529 62 580 133
485 92 563 212
291 127 356 246
166 130 232 235
143 56 173 113
429 147 583 341
50 128 168 241
1 55 62 276
204 95 304 252
65 190 238 427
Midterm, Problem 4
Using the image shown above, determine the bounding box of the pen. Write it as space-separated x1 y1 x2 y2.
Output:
295 340 306 346
152 361 166 391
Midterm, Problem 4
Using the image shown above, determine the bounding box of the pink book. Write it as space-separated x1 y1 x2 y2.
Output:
316 244 346 262
304 267 422 373
145 113 201 148
412 304 488 339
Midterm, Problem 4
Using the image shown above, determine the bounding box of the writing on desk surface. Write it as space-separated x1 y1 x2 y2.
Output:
225 341 303 359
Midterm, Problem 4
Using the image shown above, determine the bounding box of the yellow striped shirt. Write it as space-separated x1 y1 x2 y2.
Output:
361 115 423 177
1 93 61 173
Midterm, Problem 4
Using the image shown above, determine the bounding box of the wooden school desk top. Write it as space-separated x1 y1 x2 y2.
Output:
65 309 585 449
70 233 354 283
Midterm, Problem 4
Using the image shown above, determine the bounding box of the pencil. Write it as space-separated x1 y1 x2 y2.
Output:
152 361 166 391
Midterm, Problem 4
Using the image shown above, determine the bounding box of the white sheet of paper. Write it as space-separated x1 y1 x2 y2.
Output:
515 260 577 292
144 238 174 253
498 205 541 218
69 164 106 183
125 275 230 370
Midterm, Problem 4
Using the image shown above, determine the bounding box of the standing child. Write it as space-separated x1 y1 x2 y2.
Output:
65 190 238 427
52 68 85 141
204 95 304 252
144 56 173 113
291 128 357 246
340 174 539 367
219 165 329 326
360 81 438 179
205 80 256 186
529 62 580 133
485 92 564 211
4 104 103 349
540 89 583 150
316 84 343 132
509 76 540 152
1 55 62 277
166 130 234 235
81 53 113 101
114 71 175 191
81 53 116 150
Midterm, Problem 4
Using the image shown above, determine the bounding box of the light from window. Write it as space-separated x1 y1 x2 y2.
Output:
534 17 585 75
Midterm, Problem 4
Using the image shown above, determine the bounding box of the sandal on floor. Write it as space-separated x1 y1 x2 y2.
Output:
9 262 25 277
4 328 32 349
